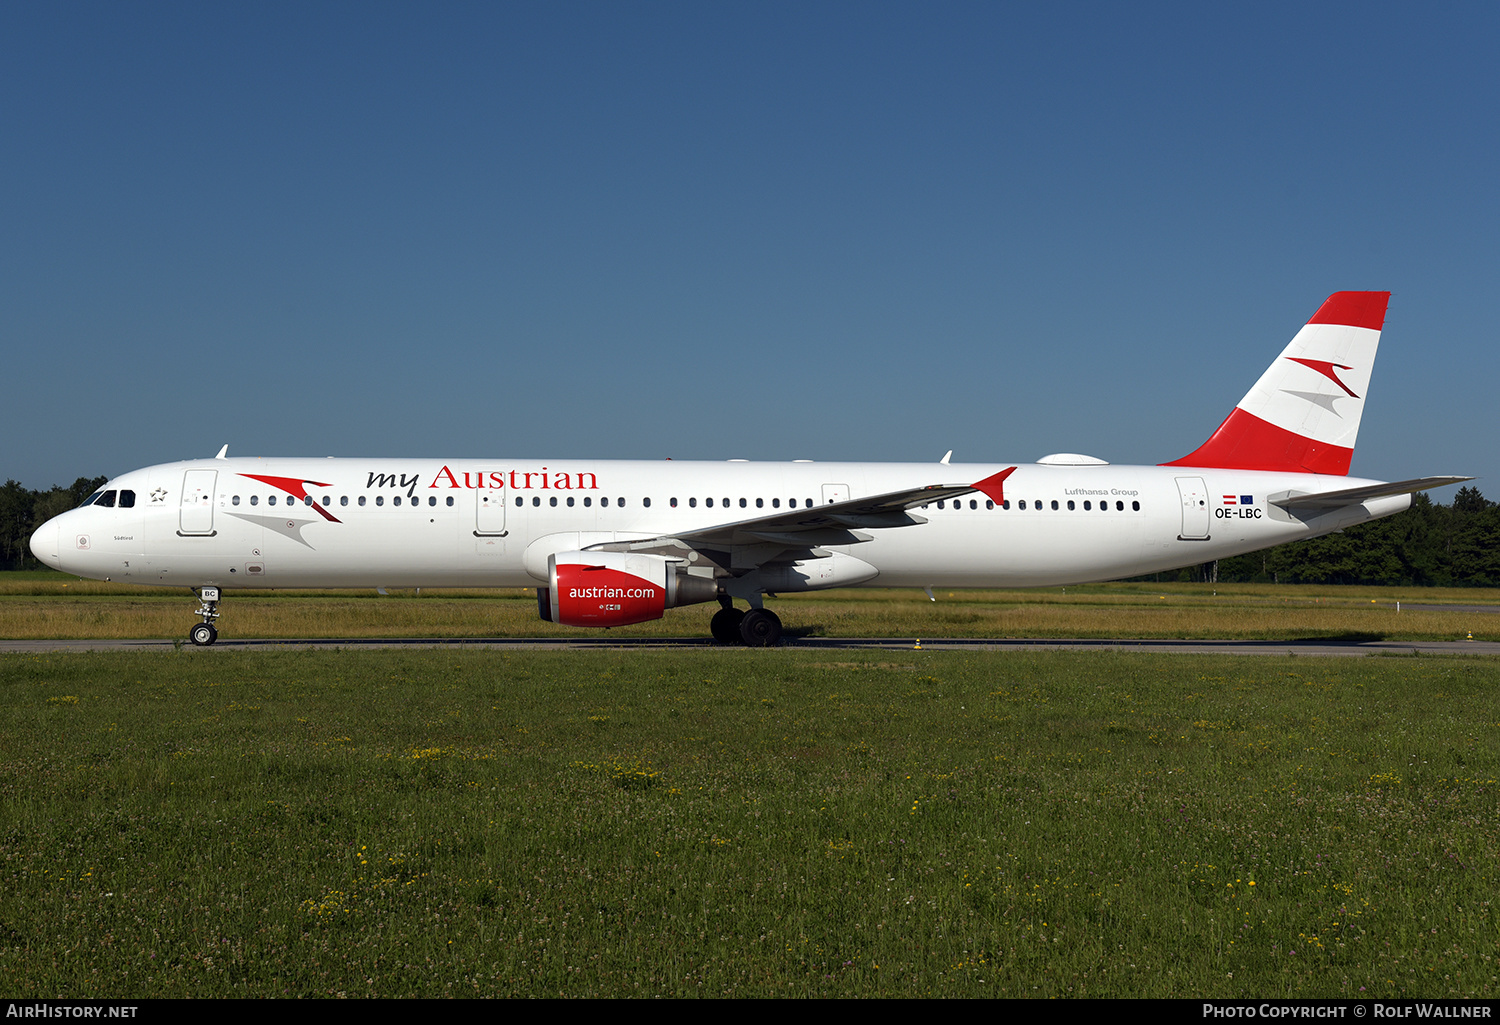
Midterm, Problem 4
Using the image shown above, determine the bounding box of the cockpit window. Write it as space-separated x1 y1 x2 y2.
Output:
97 490 117 508
80 492 100 507
118 490 135 508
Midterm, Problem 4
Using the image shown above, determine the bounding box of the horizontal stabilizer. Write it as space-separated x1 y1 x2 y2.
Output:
1269 476 1473 512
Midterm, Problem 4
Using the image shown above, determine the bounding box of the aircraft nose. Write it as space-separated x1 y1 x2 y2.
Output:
30 518 61 570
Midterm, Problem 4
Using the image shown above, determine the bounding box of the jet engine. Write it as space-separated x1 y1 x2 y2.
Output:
537 551 718 628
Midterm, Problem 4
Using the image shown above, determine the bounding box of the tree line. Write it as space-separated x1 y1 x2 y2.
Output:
1 477 109 570
2 476 1495 586
1166 486 1500 587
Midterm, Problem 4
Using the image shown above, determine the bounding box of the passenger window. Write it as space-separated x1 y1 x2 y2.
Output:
756 498 763 508
1002 500 1010 510
251 495 259 506
1067 500 1075 510
1116 500 1124 511
550 497 557 507
689 498 697 508
643 497 651 508
567 496 575 507
532 497 540 507
1018 500 1026 510
268 495 277 506
1083 501 1091 510
584 497 592 507
670 497 678 508
515 497 522 506
394 496 402 506
740 498 747 508
772 499 780 508
705 498 713 508
1051 500 1058 510
601 497 610 507
618 497 626 507
986 500 994 510
375 496 383 507
937 500 945 509
358 496 365 506
323 496 332 507
446 496 454 507
1132 500 1140 511
341 496 349 507
232 495 240 506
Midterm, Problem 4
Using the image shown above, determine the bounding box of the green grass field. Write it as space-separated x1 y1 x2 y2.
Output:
2 647 1496 997
3 571 1500 642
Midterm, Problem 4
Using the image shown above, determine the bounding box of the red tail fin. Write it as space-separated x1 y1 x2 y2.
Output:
1163 292 1389 475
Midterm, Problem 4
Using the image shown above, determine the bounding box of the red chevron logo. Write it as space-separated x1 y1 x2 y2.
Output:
238 474 342 523
1286 358 1359 398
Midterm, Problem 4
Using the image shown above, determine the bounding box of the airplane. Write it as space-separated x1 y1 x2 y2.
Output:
29 291 1469 647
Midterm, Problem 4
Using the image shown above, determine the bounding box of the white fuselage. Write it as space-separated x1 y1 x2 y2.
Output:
29 456 1409 591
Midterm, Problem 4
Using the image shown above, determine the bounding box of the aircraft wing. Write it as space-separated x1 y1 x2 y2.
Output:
585 468 1016 568
1269 476 1473 512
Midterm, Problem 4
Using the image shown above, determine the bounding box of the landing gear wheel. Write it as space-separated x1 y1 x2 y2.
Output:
710 606 745 644
190 587 222 646
739 608 782 648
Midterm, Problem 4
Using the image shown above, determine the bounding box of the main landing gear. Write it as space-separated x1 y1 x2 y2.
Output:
739 608 782 647
190 586 221 646
710 604 743 643
710 599 782 647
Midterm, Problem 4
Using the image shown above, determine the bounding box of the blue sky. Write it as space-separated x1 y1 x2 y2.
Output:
4 2 1496 497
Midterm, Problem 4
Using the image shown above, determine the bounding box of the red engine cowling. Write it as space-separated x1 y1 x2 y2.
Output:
537 551 717 628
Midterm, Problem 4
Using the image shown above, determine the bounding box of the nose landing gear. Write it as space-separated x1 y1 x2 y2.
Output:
190 586 221 646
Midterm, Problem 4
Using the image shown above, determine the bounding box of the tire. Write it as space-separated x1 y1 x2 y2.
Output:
190 623 217 646
738 608 782 647
710 606 745 644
